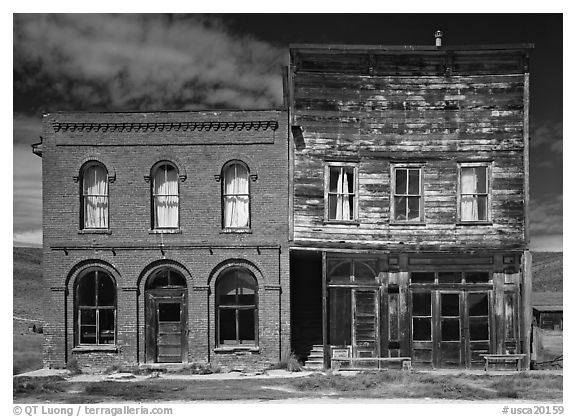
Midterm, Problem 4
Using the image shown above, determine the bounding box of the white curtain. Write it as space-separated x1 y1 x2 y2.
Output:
461 168 478 221
154 165 179 228
84 165 108 228
224 164 249 228
335 168 352 220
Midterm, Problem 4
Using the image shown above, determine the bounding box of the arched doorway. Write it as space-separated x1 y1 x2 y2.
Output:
145 268 187 363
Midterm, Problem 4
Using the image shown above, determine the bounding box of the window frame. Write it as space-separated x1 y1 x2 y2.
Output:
74 269 117 347
80 162 110 230
390 163 425 224
324 161 359 224
150 162 180 230
215 268 259 347
457 162 492 224
221 160 251 231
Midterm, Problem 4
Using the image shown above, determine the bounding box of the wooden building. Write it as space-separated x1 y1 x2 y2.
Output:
287 42 533 369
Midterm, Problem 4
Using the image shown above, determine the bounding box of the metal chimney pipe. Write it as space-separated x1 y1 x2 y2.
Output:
435 30 443 47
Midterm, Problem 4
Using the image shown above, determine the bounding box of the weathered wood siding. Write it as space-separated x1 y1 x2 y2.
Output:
290 48 528 252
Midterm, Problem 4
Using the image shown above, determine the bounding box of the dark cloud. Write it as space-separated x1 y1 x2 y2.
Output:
14 14 285 114
530 195 563 236
530 121 562 156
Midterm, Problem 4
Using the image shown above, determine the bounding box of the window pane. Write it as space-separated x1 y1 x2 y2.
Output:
441 319 460 341
441 293 460 316
97 274 115 306
413 318 431 341
438 272 462 284
395 169 407 195
155 196 179 228
80 309 96 344
474 167 487 193
470 318 489 341
412 293 431 316
329 167 340 193
344 169 355 194
354 262 376 281
468 293 489 316
329 261 351 282
77 272 96 306
98 309 115 344
394 196 407 220
219 309 236 344
328 194 337 219
238 309 255 343
465 272 491 283
159 303 181 322
477 196 488 221
408 196 420 220
411 272 435 283
85 196 108 228
408 169 420 195
460 167 476 194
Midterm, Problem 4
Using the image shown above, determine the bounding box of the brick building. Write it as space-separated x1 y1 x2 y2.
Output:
34 39 533 371
34 110 290 371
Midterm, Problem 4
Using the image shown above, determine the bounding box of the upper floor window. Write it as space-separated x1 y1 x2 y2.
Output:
75 269 116 346
325 163 358 222
392 165 423 222
458 163 491 222
81 163 109 229
152 163 179 229
222 161 250 229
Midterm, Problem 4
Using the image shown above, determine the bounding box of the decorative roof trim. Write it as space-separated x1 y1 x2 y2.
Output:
52 120 279 133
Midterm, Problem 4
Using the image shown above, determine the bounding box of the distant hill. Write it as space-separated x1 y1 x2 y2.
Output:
532 252 563 292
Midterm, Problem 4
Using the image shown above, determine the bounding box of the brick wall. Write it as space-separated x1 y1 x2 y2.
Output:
40 110 290 370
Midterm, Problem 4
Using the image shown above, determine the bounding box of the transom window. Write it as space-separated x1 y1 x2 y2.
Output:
146 268 187 290
152 163 179 229
325 163 358 221
392 165 423 222
81 163 109 229
222 162 250 229
410 271 492 284
458 163 491 222
216 268 258 346
75 269 116 346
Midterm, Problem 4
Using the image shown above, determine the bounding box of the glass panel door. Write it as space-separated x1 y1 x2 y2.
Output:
439 292 462 367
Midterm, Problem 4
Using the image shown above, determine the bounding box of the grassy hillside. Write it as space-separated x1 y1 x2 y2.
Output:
532 252 563 292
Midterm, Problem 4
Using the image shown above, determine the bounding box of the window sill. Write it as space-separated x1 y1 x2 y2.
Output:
456 222 493 226
72 345 118 353
220 228 252 234
149 229 182 234
214 346 260 354
389 222 426 226
78 229 111 235
323 220 360 226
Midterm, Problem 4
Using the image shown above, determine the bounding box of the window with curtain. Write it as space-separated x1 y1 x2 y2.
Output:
152 163 179 229
326 163 357 221
222 162 250 229
82 163 109 229
459 164 489 222
76 269 116 346
216 268 258 346
392 166 423 222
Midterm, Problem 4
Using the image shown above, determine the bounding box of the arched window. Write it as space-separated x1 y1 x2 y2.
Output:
222 162 250 229
152 163 179 229
146 268 187 290
216 268 257 346
81 163 109 229
75 269 116 346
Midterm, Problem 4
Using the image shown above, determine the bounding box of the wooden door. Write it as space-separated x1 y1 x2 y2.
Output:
438 292 463 367
145 290 187 363
352 289 379 358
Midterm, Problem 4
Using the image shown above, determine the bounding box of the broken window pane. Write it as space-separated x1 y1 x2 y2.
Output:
394 196 407 220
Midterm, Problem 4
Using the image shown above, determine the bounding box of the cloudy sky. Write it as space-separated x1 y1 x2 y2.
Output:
13 13 563 251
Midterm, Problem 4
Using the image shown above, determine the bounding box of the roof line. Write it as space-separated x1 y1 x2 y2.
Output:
289 43 535 51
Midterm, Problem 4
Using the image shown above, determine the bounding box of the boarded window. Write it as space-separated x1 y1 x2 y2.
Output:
216 268 258 346
76 269 116 346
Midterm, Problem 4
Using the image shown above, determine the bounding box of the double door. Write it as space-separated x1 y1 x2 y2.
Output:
411 290 492 368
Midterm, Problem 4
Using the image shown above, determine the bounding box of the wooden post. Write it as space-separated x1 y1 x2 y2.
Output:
494 272 505 354
322 251 329 369
521 250 532 370
398 271 410 357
